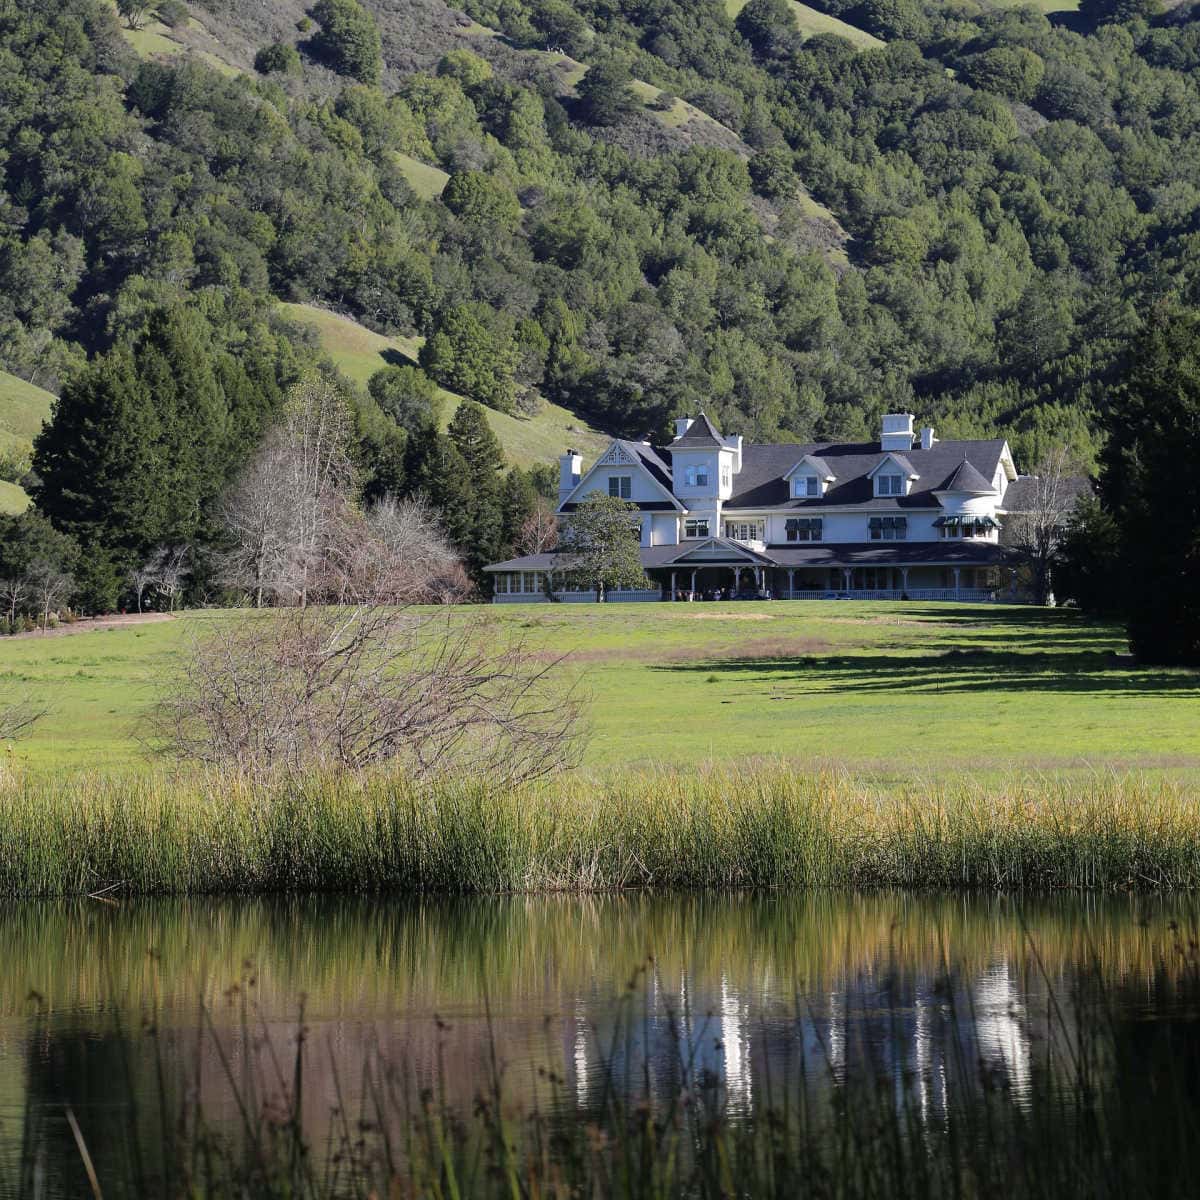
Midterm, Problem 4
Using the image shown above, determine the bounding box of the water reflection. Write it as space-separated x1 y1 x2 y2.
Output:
0 891 1197 1195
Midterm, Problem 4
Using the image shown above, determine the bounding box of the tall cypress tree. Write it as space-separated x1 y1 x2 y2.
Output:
33 344 164 609
447 401 505 580
1099 307 1200 665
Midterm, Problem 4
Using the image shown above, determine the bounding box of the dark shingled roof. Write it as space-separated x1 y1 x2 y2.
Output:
723 439 1008 510
787 453 834 479
999 474 1093 513
940 459 995 494
671 412 732 449
484 540 1018 572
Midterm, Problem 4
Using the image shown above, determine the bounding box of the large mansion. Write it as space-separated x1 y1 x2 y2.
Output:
486 412 1031 602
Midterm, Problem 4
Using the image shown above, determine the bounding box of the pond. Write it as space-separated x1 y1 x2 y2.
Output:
2 892 1199 1197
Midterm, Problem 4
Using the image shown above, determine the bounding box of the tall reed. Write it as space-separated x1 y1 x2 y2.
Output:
1 765 1198 896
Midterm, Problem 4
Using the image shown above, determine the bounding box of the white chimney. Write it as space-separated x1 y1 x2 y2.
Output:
920 426 936 451
558 449 582 504
675 417 693 439
881 412 915 452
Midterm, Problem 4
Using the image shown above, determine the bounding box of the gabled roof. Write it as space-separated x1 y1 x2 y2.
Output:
938 459 995 494
783 453 835 480
558 438 683 512
867 452 918 479
723 439 1009 510
671 412 732 449
665 537 775 566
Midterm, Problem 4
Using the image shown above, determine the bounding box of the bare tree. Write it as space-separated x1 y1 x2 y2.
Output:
357 495 473 603
27 560 73 632
1005 447 1089 605
0 576 29 627
517 499 560 556
128 562 157 614
153 604 583 783
218 375 355 608
149 544 190 612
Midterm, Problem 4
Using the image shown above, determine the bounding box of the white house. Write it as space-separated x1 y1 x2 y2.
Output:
486 412 1027 602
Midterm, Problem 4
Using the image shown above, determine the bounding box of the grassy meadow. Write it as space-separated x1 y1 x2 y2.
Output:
1 601 1197 781
0 369 55 514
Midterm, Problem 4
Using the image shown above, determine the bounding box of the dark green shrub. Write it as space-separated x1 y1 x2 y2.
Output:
309 0 382 85
254 41 301 75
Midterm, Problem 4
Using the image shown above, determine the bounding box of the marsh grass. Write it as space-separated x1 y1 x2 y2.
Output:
1 765 1198 897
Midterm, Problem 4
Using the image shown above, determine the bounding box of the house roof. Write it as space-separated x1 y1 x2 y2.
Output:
867 452 918 479
484 540 1018 572
938 459 995 494
722 439 1008 510
999 474 1093 513
670 412 732 449
784 453 835 480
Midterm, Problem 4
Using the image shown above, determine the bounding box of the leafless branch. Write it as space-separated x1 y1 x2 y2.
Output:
0 698 47 742
152 605 584 785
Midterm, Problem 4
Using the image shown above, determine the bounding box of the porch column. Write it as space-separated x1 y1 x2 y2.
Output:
690 569 697 599
900 567 909 598
842 567 852 593
787 568 794 599
731 567 738 595
952 567 961 600
670 571 677 601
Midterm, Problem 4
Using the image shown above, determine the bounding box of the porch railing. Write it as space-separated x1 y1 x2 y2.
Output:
778 588 997 602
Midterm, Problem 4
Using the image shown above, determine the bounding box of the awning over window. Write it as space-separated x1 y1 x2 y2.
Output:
934 515 999 529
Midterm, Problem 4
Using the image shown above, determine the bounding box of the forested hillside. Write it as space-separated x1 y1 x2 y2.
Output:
1 0 1198 604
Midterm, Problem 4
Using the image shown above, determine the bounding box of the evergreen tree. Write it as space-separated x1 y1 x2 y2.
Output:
499 468 538 557
32 344 164 608
576 62 637 127
309 0 382 84
447 401 506 581
404 425 474 552
1099 308 1200 665
368 364 443 435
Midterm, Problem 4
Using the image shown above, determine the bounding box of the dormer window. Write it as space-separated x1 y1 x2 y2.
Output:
876 474 904 497
684 465 709 487
793 476 820 498
608 476 632 499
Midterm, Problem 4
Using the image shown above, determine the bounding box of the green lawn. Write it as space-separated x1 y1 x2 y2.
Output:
3 603 1197 782
278 302 610 468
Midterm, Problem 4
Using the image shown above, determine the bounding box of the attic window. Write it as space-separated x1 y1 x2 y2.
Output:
684 465 709 487
608 475 632 500
876 474 904 497
793 476 820 498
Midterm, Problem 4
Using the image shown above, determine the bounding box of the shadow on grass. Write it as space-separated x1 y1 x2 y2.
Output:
653 646 1200 698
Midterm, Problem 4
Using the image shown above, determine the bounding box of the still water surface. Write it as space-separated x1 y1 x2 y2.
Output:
2 892 1199 1192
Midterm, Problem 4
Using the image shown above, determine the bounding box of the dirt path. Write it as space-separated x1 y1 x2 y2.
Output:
5 612 177 640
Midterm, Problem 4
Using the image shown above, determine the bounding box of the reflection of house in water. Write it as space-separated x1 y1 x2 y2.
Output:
972 961 1031 1100
563 958 1042 1126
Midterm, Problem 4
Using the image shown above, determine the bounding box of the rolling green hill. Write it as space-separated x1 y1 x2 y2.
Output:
724 0 885 50
0 371 55 515
278 303 610 468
